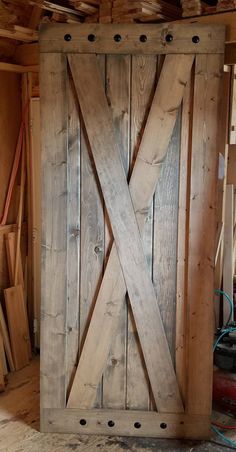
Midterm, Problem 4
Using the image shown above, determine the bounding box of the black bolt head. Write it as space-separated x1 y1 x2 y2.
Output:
140 34 147 43
165 34 173 43
64 34 71 42
114 34 122 42
192 35 200 44
88 34 96 42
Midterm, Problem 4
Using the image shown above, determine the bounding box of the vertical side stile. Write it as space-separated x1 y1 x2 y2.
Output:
127 55 157 411
40 53 68 417
153 113 181 362
175 68 194 403
187 54 224 416
66 76 81 393
79 56 105 408
103 54 131 409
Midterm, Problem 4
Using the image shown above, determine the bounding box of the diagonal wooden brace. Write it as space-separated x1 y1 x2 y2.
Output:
67 53 194 412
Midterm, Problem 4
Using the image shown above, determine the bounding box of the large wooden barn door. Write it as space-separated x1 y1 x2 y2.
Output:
40 23 225 438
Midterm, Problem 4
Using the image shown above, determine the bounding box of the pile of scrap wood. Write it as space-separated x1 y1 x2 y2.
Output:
180 1 217 17
99 0 181 23
217 0 236 11
0 85 31 391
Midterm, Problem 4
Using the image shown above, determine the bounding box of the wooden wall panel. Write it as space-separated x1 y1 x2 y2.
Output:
0 72 22 226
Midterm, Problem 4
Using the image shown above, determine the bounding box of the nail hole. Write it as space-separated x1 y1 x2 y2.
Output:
139 34 147 43
108 420 115 427
165 34 173 43
88 34 96 42
114 34 122 42
64 34 71 42
160 422 167 429
80 419 87 426
192 35 200 44
134 422 141 429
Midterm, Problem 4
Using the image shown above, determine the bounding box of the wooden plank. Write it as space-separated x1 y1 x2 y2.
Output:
30 98 41 348
0 63 39 73
4 285 30 370
42 408 211 439
223 184 234 323
175 75 193 401
40 23 225 54
0 337 5 391
0 26 38 43
14 43 39 66
225 43 236 65
66 54 193 411
68 53 185 413
66 78 81 392
0 331 7 376
0 304 14 372
153 112 181 361
227 145 236 185
177 11 236 44
79 95 105 409
187 54 224 416
127 55 157 411
102 54 130 409
5 232 24 287
40 53 68 410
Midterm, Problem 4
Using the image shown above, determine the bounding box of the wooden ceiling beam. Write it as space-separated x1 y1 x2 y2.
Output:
0 62 38 72
0 25 38 42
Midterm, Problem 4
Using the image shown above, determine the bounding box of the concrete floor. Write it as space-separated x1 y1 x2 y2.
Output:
0 357 235 451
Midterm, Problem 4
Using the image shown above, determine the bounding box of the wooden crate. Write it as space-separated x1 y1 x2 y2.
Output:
39 23 225 439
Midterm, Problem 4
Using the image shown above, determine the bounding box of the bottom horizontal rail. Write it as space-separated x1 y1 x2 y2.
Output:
41 408 211 439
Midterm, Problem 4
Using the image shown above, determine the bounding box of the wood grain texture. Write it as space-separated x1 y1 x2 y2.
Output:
30 98 42 349
40 23 225 54
175 76 193 402
5 232 24 288
66 78 81 392
153 112 181 362
40 53 68 410
102 54 130 409
42 408 211 439
65 54 193 411
186 54 224 416
68 53 184 413
127 55 157 411
4 285 30 370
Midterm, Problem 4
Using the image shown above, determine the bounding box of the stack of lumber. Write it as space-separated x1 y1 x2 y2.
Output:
0 81 32 388
217 0 236 11
181 0 219 17
99 0 181 23
181 0 202 17
69 0 99 21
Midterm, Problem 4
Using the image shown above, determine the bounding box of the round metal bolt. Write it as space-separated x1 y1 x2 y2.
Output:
160 423 167 429
80 419 87 426
165 34 173 43
108 420 115 427
134 422 141 429
192 35 200 44
64 34 72 42
139 34 147 43
114 34 122 42
88 34 96 42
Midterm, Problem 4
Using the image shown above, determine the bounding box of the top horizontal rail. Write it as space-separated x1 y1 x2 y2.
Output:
40 23 225 55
